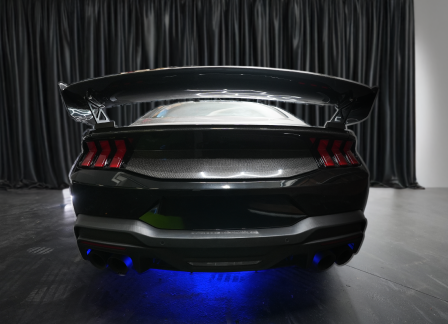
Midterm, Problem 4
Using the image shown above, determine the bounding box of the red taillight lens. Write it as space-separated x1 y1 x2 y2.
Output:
81 142 98 167
81 139 129 169
331 140 349 166
94 140 112 167
317 139 335 167
343 141 360 165
310 138 359 168
110 140 127 168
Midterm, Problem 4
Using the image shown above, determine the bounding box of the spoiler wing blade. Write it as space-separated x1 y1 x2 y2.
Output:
59 66 378 127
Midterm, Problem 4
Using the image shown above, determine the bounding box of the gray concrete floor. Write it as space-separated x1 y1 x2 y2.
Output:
0 188 448 323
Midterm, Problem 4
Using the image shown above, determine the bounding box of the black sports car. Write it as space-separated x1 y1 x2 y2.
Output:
59 66 378 275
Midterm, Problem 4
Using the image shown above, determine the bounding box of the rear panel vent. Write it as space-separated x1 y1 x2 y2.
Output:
124 130 317 180
126 156 316 179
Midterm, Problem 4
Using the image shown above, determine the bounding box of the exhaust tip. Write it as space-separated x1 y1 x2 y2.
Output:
313 251 336 271
108 255 133 276
334 244 354 265
89 251 108 270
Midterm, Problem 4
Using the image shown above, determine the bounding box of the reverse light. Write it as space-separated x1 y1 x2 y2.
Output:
81 142 98 166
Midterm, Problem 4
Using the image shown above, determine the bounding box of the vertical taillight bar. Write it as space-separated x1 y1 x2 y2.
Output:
109 140 127 168
94 140 112 167
81 142 98 167
317 139 335 167
343 141 360 165
331 140 349 166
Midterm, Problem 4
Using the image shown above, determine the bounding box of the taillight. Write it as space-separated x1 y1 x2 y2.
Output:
94 140 112 167
310 138 359 168
110 140 127 168
317 139 335 167
80 139 130 169
343 141 360 165
81 142 98 166
331 140 349 166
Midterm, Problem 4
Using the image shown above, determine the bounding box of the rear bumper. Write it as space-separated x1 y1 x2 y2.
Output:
75 210 367 272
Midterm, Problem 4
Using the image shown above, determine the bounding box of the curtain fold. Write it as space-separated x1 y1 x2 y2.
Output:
0 0 419 189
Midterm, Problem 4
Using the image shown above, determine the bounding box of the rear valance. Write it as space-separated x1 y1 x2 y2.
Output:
58 66 378 128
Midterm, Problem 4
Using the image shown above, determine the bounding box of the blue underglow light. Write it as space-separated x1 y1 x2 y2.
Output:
86 249 91 255
92 267 331 322
140 269 264 321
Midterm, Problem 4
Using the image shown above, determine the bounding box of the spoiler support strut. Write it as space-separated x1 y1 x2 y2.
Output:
324 91 355 129
85 91 115 129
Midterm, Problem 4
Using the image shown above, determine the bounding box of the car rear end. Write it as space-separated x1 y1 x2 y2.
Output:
70 124 369 274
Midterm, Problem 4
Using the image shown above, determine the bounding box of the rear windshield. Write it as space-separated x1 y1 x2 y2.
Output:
138 101 288 119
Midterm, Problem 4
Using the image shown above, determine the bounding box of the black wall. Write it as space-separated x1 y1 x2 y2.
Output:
0 0 419 189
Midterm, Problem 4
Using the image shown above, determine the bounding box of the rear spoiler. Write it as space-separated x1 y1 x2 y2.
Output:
58 66 378 129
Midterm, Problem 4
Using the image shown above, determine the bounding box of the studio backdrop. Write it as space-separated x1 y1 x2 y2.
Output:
0 0 419 189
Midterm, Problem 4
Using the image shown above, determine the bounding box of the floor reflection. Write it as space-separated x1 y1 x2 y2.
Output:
90 267 331 323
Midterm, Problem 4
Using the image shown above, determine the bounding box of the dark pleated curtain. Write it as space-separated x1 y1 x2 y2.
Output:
0 0 419 189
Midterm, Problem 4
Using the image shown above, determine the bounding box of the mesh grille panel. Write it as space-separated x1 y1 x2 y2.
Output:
126 154 317 179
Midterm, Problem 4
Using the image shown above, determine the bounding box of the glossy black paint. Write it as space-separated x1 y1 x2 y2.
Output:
70 119 369 271
71 125 369 229
133 130 310 157
74 211 367 273
77 233 366 273
71 167 368 223
60 66 378 126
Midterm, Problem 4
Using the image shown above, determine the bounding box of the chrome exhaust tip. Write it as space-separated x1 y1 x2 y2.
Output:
108 255 133 276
